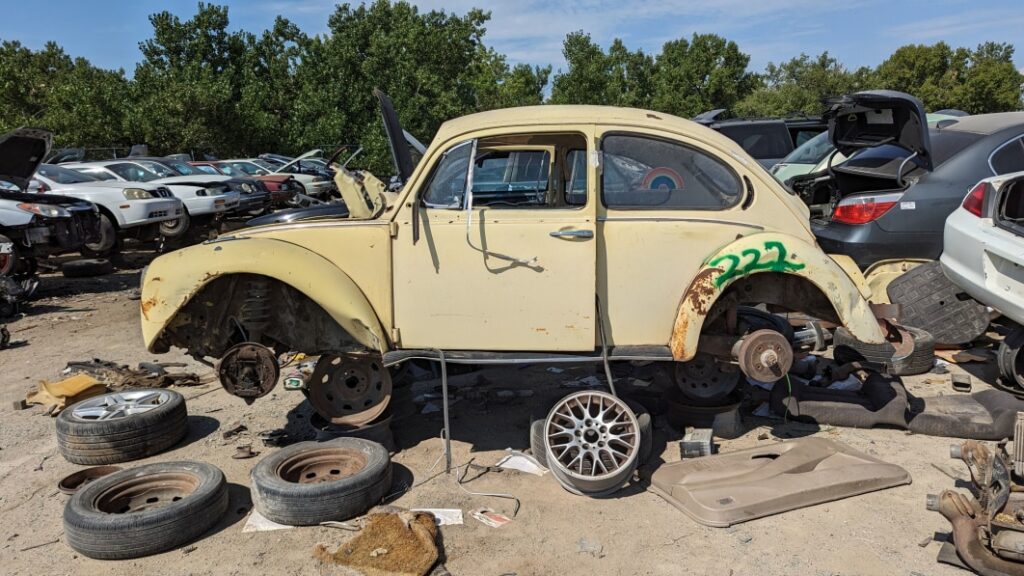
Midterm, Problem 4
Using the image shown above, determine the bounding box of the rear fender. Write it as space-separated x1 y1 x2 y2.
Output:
140 236 387 353
670 233 885 360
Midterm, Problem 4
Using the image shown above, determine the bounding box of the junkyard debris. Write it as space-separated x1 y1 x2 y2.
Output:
63 358 210 389
410 509 463 526
231 444 258 459
680 429 714 458
221 421 247 439
576 537 605 558
313 511 439 576
494 450 547 476
25 374 107 415
471 508 511 528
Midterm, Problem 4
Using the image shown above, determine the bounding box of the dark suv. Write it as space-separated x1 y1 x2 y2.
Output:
693 110 827 169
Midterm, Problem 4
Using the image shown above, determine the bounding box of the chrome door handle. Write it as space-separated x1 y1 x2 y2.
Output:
549 229 594 239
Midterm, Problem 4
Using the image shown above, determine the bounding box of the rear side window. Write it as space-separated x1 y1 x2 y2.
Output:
991 136 1024 175
715 123 793 159
601 134 742 210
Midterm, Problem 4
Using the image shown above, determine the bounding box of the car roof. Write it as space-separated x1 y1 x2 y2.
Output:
939 112 1024 135
433 105 747 153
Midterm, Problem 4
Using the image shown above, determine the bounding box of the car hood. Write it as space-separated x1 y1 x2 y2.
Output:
0 128 52 190
824 90 932 171
0 189 93 209
374 89 415 184
154 175 231 186
276 149 323 174
244 203 350 227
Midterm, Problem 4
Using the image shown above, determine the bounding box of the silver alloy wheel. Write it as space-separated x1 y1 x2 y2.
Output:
544 390 640 496
71 390 171 421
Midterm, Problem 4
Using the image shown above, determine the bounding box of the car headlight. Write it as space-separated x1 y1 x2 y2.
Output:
17 202 69 218
313 175 329 183
123 188 151 200
195 188 208 196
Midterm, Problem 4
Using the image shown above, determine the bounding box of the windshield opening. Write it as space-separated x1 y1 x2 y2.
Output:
37 164 98 184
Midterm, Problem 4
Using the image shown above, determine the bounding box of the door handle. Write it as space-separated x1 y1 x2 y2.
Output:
549 229 594 239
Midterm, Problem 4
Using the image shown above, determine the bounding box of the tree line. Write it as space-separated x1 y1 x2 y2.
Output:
1 1 1021 175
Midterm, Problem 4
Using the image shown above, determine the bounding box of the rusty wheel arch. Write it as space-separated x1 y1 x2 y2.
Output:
155 273 368 360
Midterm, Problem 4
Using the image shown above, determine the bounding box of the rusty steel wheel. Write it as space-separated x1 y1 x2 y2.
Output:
544 390 640 497
250 438 392 526
63 461 228 559
672 353 742 405
308 354 392 426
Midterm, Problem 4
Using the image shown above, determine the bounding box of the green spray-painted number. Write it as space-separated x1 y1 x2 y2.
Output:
708 241 805 287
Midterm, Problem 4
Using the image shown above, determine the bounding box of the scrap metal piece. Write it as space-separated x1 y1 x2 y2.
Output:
680 429 714 458
1014 412 1024 478
650 437 911 527
307 354 392 426
734 329 793 382
217 342 279 404
929 490 1024 576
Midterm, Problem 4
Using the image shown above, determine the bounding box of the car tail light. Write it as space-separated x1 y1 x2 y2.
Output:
831 193 902 225
961 182 987 217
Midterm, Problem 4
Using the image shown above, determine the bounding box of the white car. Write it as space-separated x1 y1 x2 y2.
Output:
219 152 334 198
64 160 240 238
28 164 182 255
941 170 1024 387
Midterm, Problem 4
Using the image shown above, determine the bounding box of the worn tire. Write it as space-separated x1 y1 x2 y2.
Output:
886 261 989 346
737 306 795 341
250 437 392 526
56 389 189 465
80 212 121 258
61 258 114 278
833 326 935 376
63 461 228 559
159 208 191 239
0 233 15 276
998 325 1024 391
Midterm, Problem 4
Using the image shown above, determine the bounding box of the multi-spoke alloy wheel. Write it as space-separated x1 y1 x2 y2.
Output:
543 390 640 496
71 390 171 421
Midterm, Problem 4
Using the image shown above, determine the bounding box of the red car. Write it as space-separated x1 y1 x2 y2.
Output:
189 161 298 207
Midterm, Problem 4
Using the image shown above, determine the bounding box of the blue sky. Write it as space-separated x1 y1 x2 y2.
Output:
1 0 1022 75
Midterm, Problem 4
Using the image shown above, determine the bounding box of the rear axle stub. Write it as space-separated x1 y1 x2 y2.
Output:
217 342 280 404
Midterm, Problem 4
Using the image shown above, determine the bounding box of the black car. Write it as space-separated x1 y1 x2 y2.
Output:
1 128 101 277
693 109 827 169
245 202 349 227
798 90 1024 271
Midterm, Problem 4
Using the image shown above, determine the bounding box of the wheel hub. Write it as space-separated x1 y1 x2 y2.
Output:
308 354 392 426
735 329 793 382
217 342 280 404
276 447 368 484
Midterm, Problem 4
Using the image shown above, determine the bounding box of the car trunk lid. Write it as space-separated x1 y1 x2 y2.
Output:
825 90 932 172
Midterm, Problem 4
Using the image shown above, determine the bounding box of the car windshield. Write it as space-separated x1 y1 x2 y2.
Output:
134 160 180 178
37 164 98 184
165 160 201 175
251 159 277 171
780 132 834 165
194 164 221 175
107 162 160 182
220 162 267 176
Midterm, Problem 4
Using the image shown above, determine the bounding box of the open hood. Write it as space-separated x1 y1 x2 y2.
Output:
275 149 322 174
0 128 52 190
374 89 415 184
825 90 932 171
46 147 85 164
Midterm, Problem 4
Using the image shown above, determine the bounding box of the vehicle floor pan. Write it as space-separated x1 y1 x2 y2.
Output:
649 437 911 527
907 389 1024 440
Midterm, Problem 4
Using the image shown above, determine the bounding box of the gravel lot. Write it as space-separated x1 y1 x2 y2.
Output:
0 252 996 575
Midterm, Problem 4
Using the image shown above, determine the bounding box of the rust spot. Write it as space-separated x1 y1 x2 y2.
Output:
150 276 162 282
534 327 548 333
671 266 724 360
140 297 159 321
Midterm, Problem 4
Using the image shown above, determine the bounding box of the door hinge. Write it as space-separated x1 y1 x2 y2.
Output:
389 221 399 238
390 327 401 345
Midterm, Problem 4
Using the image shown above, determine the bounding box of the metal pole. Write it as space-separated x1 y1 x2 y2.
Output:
433 348 452 473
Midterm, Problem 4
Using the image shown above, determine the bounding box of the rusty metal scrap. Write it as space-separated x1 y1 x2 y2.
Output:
63 359 212 389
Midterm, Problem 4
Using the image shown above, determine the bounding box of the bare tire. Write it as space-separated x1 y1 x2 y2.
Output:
250 437 392 526
543 391 640 497
81 213 121 258
56 389 188 465
886 261 989 346
833 325 935 376
998 325 1024 391
63 461 228 559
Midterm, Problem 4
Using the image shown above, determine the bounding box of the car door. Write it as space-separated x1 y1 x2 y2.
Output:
392 129 598 351
597 128 768 346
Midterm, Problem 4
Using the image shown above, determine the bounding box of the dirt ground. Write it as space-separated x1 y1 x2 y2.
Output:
0 251 999 576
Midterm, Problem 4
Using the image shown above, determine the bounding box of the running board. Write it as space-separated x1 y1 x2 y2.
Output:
382 346 673 367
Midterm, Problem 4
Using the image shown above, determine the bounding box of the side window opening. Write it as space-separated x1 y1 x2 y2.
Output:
420 133 587 210
601 133 742 210
991 136 1024 175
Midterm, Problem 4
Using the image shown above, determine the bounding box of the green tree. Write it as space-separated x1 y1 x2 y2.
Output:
470 46 550 110
734 52 872 117
550 32 654 107
652 33 754 118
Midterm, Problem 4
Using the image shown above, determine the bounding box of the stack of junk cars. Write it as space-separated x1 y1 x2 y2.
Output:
9 89 1024 575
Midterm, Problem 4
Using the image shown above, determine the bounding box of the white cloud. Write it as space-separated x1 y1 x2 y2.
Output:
885 9 1024 42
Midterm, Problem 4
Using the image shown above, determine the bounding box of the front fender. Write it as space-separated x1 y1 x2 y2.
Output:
669 233 885 361
140 236 387 353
